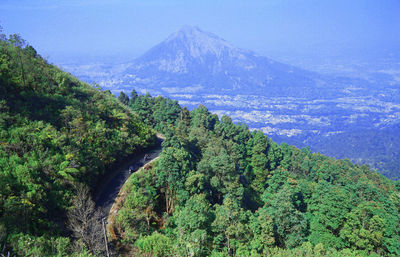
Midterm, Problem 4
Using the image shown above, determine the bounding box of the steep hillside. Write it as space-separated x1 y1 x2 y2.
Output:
2 30 399 256
64 26 400 181
115 91 400 257
0 35 155 256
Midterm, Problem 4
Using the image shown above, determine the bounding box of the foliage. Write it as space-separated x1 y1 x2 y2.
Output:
306 125 400 180
2 31 399 256
115 91 400 256
0 34 155 256
128 91 182 134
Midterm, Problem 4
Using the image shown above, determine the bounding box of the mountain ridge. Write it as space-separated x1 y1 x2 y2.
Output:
122 25 341 96
60 26 400 180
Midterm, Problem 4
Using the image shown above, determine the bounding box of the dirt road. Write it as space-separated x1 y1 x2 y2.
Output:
94 138 163 216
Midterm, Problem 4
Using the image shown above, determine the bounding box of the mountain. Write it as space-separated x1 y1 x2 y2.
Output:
61 26 400 180
121 26 366 98
2 31 400 256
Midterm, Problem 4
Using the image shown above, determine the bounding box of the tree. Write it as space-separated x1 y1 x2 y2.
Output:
115 183 157 242
265 184 307 249
152 97 181 132
212 197 251 256
8 34 27 88
190 105 218 131
173 194 213 256
129 89 138 105
247 131 270 194
248 208 275 254
67 184 105 255
118 91 129 105
135 232 173 257
197 142 242 204
132 93 155 126
156 147 192 214
307 182 351 249
340 202 387 253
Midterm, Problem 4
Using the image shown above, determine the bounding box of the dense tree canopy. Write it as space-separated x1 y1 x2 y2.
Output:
2 31 400 256
115 91 400 256
0 34 155 255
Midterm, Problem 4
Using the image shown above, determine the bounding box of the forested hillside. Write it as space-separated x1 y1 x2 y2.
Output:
115 92 400 256
69 25 400 182
2 30 400 257
304 125 400 180
0 34 155 256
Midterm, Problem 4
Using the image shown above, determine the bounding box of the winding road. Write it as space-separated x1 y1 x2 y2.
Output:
94 137 163 216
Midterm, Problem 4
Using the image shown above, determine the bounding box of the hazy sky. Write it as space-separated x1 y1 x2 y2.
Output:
1 0 399 63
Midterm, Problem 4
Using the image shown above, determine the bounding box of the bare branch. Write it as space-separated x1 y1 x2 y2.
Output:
67 184 105 255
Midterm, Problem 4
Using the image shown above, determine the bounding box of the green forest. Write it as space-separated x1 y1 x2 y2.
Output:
0 34 155 255
305 126 400 180
115 92 400 256
1 32 400 257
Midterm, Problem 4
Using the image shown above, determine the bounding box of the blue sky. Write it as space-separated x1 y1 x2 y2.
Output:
1 0 399 63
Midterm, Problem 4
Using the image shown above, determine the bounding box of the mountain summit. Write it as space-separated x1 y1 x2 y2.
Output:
163 25 237 58
135 25 255 74
122 26 360 97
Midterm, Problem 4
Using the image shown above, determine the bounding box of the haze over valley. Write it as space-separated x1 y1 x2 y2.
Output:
3 1 400 256
61 26 400 179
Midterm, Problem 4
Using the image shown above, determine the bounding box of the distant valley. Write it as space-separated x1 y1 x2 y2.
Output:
60 26 400 179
